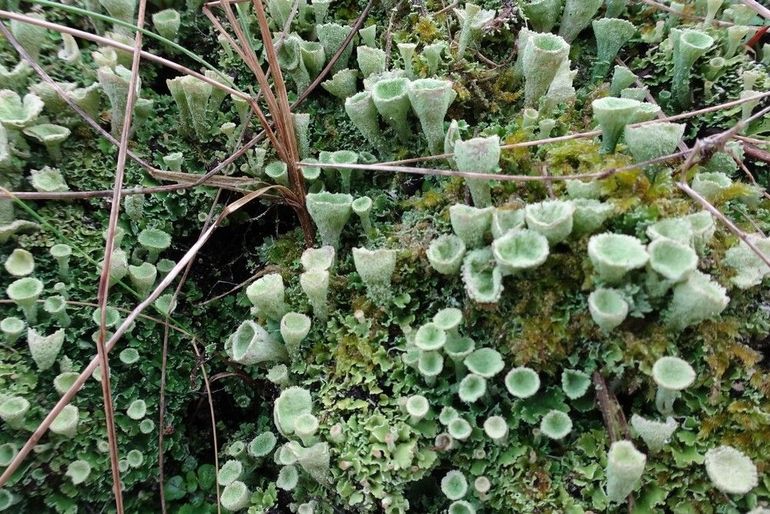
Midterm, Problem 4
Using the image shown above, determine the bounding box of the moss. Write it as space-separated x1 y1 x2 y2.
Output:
414 17 441 43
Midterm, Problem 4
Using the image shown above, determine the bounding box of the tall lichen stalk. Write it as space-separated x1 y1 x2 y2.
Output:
204 0 314 246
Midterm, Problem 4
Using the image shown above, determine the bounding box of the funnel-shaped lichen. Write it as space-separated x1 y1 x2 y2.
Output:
588 288 629 332
50 404 78 438
540 410 572 440
321 69 358 99
427 234 466 275
371 77 412 142
648 238 698 282
522 33 570 107
492 229 549 275
559 0 603 43
561 369 591 399
98 66 139 136
491 207 525 239
525 200 575 244
724 235 770 289
592 97 641 153
520 0 563 32
588 233 649 283
0 90 44 130
591 18 636 80
317 23 353 74
228 320 288 365
454 3 495 59
280 312 311 355
458 373 487 403
4 248 34 277
301 246 335 272
0 396 30 429
482 415 508 444
274 386 312 436
23 124 70 162
405 394 430 424
152 9 181 41
352 247 397 300
652 356 695 416
306 192 353 249
464 348 504 378
666 270 728 330
571 199 614 235
704 445 758 495
300 269 330 321
606 440 646 504
128 262 157 298
630 414 678 453
623 122 686 165
453 136 501 207
1 317 24 344
672 29 714 109
44 296 71 328
10 13 48 62
441 469 468 500
137 228 171 263
505 367 540 398
356 46 386 79
345 91 384 150
220 481 250 511
7 276 43 323
246 273 289 321
450 204 493 248
166 74 216 140
408 79 456 154
691 172 732 202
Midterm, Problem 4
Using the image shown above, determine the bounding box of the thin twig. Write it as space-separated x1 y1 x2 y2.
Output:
0 187 278 486
0 299 196 337
373 92 770 166
247 0 313 243
741 0 770 19
293 0 375 106
299 148 692 182
273 0 301 52
195 265 279 306
191 339 221 513
731 149 770 201
0 11 250 99
384 3 400 68
678 182 770 268
638 0 738 27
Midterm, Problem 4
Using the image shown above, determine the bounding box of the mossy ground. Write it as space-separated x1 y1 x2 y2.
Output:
0 0 769 512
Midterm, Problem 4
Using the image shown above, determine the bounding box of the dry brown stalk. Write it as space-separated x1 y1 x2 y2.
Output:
299 148 692 182
204 0 315 244
92 0 151 509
